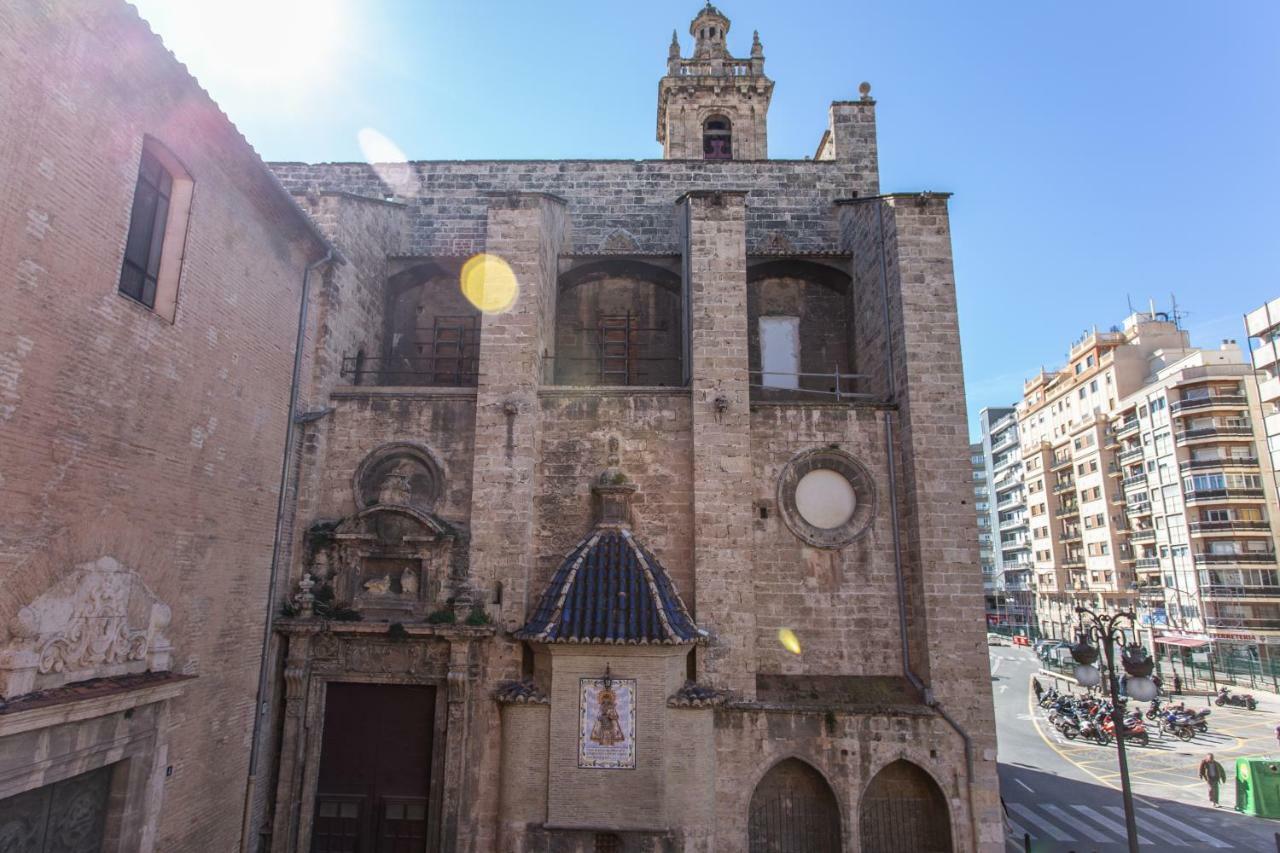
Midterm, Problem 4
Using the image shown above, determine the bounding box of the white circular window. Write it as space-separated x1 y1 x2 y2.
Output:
794 469 856 529
778 448 875 548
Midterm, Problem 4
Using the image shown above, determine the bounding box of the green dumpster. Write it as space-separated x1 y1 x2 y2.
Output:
1236 758 1280 818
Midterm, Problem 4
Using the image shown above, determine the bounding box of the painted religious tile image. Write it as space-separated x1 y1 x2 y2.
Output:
578 677 637 769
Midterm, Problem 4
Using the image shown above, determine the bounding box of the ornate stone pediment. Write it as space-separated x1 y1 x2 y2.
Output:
0 557 172 698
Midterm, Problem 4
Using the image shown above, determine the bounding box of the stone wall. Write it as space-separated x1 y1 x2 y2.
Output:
0 2 326 850
270 160 865 255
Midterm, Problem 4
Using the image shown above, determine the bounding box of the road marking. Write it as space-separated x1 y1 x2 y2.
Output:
1069 804 1153 845
992 657 1003 673
1141 806 1231 848
999 685 1008 694
1014 778 1034 793
1106 806 1182 847
1043 804 1110 843
1007 803 1073 841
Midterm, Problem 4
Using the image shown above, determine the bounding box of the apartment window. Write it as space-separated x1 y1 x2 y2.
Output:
1090 379 1099 393
118 140 193 321
1086 355 1095 368
1078 388 1087 400
1151 398 1166 412
1075 362 1084 375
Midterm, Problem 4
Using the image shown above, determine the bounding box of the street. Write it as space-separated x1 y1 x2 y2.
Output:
992 644 1280 852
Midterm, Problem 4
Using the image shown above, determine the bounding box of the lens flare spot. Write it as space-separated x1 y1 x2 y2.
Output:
778 628 802 655
460 254 518 314
357 128 413 197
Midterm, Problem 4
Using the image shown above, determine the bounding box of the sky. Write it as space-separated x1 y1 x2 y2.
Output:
131 1 1280 437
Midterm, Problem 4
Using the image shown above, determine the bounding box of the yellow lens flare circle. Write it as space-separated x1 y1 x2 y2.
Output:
778 628 802 655
460 254 518 314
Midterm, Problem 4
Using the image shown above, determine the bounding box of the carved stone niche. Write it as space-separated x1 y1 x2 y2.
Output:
0 556 172 699
331 505 457 617
353 442 444 513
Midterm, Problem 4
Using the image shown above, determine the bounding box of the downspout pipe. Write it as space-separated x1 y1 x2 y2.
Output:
854 194 981 847
239 246 336 852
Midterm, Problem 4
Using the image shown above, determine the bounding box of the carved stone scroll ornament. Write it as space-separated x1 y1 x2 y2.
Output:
0 557 173 698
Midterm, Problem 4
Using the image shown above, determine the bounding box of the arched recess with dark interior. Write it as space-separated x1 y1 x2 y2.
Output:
382 260 480 386
703 114 733 160
747 758 841 853
554 259 683 386
747 259 854 399
859 759 953 853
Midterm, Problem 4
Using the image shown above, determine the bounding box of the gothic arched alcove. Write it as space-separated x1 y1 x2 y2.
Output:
859 759 953 853
747 758 841 853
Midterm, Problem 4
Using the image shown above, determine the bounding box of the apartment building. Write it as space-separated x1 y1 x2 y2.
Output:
973 441 998 622
1113 339 1280 666
1018 311 1192 639
1246 298 1280 496
977 407 1033 632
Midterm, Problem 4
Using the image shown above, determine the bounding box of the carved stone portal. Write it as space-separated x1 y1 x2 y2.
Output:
0 556 172 698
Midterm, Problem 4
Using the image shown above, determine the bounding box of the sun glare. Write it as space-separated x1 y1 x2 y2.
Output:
136 0 346 96
460 255 518 315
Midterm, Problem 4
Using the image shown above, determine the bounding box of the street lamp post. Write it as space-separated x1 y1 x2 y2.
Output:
1069 606 1157 853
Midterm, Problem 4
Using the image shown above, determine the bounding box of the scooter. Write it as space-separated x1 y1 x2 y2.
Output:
1216 687 1258 710
1102 712 1150 747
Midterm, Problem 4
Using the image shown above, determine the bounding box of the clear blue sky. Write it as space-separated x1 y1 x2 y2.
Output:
133 1 1280 436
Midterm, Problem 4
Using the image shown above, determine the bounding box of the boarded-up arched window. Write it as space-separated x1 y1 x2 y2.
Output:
859 760 952 853
747 758 840 853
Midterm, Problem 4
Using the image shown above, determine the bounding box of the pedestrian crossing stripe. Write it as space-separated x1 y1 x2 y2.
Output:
1003 802 1231 848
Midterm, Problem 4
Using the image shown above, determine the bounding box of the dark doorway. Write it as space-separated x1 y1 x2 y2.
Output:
859 760 952 853
0 764 113 853
747 758 841 853
311 683 436 853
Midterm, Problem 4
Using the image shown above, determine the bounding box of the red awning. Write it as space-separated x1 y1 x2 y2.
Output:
1154 635 1210 649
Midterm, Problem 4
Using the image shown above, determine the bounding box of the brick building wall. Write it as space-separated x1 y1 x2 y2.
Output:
0 2 328 851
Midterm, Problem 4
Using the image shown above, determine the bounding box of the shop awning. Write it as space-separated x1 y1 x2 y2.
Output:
1153 635 1210 649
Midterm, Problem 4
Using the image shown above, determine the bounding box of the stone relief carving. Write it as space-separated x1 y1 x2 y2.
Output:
0 556 172 698
354 442 445 512
601 228 640 253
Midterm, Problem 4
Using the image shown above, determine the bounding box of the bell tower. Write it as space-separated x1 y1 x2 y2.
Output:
657 3 774 160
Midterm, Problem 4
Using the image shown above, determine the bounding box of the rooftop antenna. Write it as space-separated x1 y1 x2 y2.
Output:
1169 293 1185 329
1126 294 1135 315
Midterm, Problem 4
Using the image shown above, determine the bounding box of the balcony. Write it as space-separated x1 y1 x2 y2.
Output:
1176 424 1254 444
999 516 1028 531
1122 473 1148 489
1189 520 1272 536
1054 504 1080 518
1115 418 1140 437
1117 446 1145 465
1127 501 1152 516
1184 488 1266 505
1062 557 1086 570
1052 480 1076 495
990 432 1018 454
1135 583 1165 599
1130 528 1156 543
1180 457 1260 472
343 353 479 388
1135 557 1161 570
1193 552 1278 566
1201 586 1280 600
1050 455 1073 471
1205 617 1280 633
1171 394 1247 415
1060 530 1082 544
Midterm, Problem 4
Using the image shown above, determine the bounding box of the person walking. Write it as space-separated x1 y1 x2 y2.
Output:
1274 722 1279 750
1173 673 1182 695
1032 677 1044 704
1198 753 1227 808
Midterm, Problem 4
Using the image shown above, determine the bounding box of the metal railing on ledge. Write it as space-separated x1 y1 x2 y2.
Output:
341 355 478 388
1053 505 1079 518
1115 418 1140 436
1051 480 1075 494
1129 529 1156 543
1134 557 1161 569
1117 446 1145 464
1205 617 1280 632
1176 424 1254 443
1122 473 1148 488
748 368 873 402
1193 552 1278 566
1171 394 1246 414
1050 455 1073 471
1189 520 1271 535
1201 585 1280 599
1180 457 1259 472
1127 501 1153 515
1185 488 1266 504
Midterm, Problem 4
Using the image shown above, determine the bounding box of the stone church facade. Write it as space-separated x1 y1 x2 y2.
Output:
258 5 1000 851
1 1 998 851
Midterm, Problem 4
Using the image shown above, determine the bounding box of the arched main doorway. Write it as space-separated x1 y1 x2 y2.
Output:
747 758 841 853
859 760 953 853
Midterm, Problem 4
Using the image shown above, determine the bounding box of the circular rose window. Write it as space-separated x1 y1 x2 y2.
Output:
778 449 875 548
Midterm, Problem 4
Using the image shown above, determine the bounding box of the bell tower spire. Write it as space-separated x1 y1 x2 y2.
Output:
656 4 774 160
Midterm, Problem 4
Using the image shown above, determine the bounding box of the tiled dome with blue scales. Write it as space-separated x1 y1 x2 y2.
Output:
516 458 702 645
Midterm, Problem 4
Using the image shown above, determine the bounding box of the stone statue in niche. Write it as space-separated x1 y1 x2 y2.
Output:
355 444 442 513
377 460 415 506
401 567 419 596
363 575 393 596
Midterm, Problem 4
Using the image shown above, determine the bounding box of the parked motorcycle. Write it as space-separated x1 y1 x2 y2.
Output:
1215 687 1258 710
1101 711 1150 747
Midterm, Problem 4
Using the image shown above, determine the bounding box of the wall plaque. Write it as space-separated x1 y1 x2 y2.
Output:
578 677 636 769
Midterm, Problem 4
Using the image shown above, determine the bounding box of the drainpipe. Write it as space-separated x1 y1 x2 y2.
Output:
858 194 982 849
239 247 335 852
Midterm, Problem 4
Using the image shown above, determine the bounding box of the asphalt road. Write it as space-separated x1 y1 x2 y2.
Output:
992 644 1279 852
